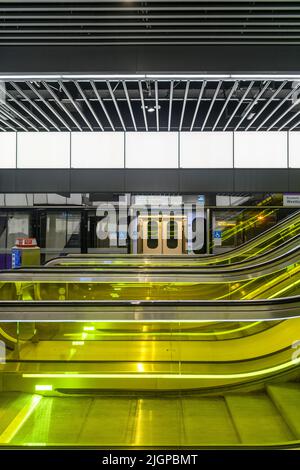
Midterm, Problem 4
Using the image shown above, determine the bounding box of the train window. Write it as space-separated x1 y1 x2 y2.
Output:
167 220 178 249
147 220 159 249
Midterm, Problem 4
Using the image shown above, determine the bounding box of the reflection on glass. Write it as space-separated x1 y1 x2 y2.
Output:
42 211 81 261
147 220 159 249
167 220 178 249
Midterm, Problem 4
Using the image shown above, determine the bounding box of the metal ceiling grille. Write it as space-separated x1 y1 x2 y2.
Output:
1 78 300 132
1 1 300 45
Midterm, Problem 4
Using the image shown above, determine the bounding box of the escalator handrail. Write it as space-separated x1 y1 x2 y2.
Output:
0 294 300 308
43 209 300 265
3 243 300 280
32 233 300 273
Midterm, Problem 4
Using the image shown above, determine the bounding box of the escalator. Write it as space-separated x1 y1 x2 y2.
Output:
43 233 300 272
31 234 300 283
0 298 300 447
1 215 300 448
1 243 300 300
46 209 300 268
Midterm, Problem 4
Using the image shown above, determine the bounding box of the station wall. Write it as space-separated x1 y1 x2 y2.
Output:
0 131 299 170
0 131 299 193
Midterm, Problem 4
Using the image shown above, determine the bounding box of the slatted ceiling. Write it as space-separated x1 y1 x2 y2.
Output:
0 78 300 132
1 1 300 45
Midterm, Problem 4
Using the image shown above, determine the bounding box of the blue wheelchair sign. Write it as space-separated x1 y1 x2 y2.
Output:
213 230 222 239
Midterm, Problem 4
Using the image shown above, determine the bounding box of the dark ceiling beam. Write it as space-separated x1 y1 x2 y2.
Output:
4 0 299 2
3 6 300 11
6 22 300 26
1 45 300 74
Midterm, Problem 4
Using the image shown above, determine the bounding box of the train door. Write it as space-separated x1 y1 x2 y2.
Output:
139 214 187 255
162 215 185 255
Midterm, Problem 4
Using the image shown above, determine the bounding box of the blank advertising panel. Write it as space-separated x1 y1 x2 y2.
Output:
180 132 233 168
234 132 287 168
0 133 16 168
126 132 178 168
17 132 70 168
71 132 125 168
288 132 300 168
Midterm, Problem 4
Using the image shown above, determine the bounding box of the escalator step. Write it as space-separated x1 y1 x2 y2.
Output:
267 384 300 439
182 396 239 445
225 392 293 444
4 390 299 447
11 396 134 446
9 395 240 447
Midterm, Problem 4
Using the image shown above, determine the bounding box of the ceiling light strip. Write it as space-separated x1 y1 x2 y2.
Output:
90 81 115 131
190 80 206 131
27 81 72 132
245 80 287 131
7 83 50 131
278 108 300 131
0 116 16 131
106 81 126 131
256 83 300 130
11 81 60 131
179 80 190 131
223 81 255 131
138 81 148 131
212 80 238 131
123 81 137 132
155 80 160 131
201 80 222 131
234 80 271 131
168 80 174 132
60 81 92 131
267 96 300 131
0 106 27 131
2 74 300 81
42 81 82 131
75 81 104 131
0 98 38 132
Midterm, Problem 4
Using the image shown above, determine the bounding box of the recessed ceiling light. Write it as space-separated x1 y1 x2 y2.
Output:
141 104 161 113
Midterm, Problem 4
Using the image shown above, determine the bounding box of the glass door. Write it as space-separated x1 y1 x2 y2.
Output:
162 215 185 255
39 211 81 262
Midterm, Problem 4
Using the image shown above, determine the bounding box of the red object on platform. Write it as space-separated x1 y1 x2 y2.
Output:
15 238 37 247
